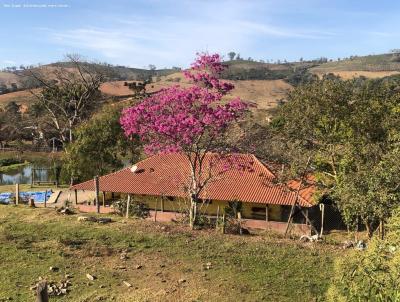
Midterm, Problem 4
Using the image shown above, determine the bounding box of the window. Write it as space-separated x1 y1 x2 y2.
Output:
251 206 267 220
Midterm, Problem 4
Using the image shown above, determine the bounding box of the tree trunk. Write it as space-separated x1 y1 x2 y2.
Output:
69 120 73 143
189 198 195 229
379 220 384 240
365 220 372 238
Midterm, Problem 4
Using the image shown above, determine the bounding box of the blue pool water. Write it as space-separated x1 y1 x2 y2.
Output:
0 190 52 204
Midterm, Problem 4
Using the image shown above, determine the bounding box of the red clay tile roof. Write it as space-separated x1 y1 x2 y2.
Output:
71 153 316 207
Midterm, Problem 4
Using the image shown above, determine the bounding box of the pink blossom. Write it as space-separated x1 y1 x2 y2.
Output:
120 53 249 155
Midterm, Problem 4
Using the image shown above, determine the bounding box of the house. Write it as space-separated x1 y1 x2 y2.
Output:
70 153 322 235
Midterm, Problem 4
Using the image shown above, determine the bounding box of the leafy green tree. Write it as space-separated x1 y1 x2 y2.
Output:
227 52 236 61
63 105 142 183
0 101 29 145
257 77 400 235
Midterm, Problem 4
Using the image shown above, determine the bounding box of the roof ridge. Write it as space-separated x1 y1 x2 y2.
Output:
250 155 276 178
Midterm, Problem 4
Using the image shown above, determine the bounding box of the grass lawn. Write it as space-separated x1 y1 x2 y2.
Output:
0 206 341 302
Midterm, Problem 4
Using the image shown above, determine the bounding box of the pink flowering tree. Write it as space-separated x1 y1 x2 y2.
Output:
121 53 249 228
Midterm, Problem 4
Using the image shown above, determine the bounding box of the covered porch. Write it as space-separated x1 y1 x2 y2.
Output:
71 188 314 236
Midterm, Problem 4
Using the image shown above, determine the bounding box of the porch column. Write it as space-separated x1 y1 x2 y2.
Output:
265 205 269 222
126 194 131 218
102 192 106 207
15 183 19 205
94 176 100 213
154 199 158 222
305 208 309 225
74 189 78 205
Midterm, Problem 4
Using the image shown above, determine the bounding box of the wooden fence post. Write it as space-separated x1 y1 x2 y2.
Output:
126 195 131 219
319 204 325 237
94 176 100 214
216 205 220 229
238 211 243 235
15 183 19 205
222 213 225 234
36 280 48 302
44 190 47 208
74 189 78 205
154 199 158 222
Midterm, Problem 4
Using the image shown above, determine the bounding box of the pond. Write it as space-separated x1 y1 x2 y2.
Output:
0 164 54 185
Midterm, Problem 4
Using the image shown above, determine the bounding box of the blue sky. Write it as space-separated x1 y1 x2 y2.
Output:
0 0 400 69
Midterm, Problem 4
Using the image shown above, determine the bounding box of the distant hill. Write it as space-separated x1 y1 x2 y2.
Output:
105 71 292 124
0 62 178 93
3 52 400 123
0 71 20 87
310 53 400 78
221 59 316 82
46 61 177 81
2 53 399 93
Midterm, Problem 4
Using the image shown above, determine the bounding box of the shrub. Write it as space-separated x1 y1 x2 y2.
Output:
113 198 149 219
0 158 23 167
327 208 400 301
194 212 214 229
224 201 243 234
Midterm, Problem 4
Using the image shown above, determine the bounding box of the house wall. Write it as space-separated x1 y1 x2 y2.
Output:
127 194 284 221
76 191 312 235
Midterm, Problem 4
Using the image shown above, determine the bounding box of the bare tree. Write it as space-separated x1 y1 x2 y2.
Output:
27 54 105 145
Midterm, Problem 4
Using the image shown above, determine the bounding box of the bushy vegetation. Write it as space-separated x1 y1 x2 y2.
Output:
327 208 400 301
0 158 23 167
113 198 150 218
284 67 318 86
221 66 292 80
224 201 244 234
243 76 400 236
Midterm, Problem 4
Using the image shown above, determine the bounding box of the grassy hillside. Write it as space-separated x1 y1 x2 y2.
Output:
0 63 177 92
0 71 20 86
311 53 400 75
0 89 37 109
2 54 399 114
0 206 338 301
102 73 292 111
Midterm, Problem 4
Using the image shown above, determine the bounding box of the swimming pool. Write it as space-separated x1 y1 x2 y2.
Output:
0 191 53 204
